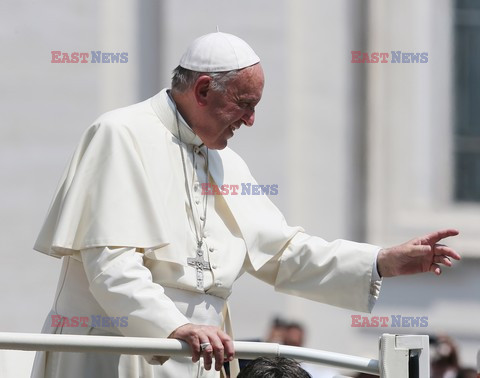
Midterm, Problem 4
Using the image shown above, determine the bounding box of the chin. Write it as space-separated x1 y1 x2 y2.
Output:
212 142 228 150
204 139 228 150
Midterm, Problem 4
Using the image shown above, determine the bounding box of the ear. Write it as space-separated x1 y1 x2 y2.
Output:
193 75 212 106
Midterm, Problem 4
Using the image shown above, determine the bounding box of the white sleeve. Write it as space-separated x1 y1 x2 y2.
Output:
245 232 382 313
80 246 190 339
372 250 382 281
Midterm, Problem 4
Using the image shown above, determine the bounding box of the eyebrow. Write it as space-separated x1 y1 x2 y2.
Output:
237 95 261 103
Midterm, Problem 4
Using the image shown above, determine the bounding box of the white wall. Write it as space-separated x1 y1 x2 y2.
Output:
366 0 480 368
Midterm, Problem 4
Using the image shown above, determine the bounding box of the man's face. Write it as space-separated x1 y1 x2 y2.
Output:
199 63 264 150
284 327 304 347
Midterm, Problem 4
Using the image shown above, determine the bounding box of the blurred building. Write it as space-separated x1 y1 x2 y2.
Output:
0 0 478 375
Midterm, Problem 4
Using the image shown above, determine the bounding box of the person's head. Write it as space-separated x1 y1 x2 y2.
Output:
284 322 305 347
430 334 460 377
171 32 264 150
237 357 312 378
266 317 288 344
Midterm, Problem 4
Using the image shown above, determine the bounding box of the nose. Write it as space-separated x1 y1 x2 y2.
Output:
241 109 255 127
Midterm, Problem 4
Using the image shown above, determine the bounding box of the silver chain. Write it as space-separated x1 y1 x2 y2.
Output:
171 96 209 248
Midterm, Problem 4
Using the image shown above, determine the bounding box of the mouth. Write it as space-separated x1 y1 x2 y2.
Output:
230 123 241 133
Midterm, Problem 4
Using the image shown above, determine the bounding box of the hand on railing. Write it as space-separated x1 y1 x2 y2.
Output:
168 323 235 371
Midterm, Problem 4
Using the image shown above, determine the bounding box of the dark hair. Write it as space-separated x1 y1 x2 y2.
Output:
237 357 312 378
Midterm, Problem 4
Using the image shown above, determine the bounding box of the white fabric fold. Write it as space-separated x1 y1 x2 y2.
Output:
244 232 382 313
81 247 189 340
34 119 171 256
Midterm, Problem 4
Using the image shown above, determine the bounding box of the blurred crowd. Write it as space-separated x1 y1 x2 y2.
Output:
429 335 476 378
237 317 340 377
237 318 478 378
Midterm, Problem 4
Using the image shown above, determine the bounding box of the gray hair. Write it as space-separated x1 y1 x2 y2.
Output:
171 65 240 93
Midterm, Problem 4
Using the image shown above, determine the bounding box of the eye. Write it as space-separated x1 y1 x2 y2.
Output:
238 101 254 111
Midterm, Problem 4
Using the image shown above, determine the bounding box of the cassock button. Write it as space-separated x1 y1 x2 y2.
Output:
212 264 217 269
200 216 205 221
214 280 222 287
209 247 214 252
195 200 200 205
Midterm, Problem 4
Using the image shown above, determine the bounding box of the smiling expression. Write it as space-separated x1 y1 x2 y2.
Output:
194 63 265 150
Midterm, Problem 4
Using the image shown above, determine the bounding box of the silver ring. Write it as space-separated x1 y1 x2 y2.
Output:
200 342 211 351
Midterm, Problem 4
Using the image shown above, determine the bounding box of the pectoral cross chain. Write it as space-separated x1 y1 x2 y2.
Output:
187 242 211 289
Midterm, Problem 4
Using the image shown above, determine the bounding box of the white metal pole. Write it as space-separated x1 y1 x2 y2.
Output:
0 332 379 374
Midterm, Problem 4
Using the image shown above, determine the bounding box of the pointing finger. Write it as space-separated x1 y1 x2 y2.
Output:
421 229 459 245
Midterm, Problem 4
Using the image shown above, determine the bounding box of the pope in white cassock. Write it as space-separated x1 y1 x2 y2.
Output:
30 32 460 378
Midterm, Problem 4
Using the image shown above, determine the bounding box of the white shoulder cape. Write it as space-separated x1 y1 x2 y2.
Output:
34 89 301 271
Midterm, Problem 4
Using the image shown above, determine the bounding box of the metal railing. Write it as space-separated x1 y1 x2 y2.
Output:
0 332 433 377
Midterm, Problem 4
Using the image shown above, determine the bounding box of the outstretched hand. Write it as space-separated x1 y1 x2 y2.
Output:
168 323 234 371
377 229 461 277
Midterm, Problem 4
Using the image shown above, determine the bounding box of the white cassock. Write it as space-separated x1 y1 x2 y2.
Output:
31 89 382 378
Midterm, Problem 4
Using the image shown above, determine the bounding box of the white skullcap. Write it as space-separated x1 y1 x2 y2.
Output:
179 32 260 72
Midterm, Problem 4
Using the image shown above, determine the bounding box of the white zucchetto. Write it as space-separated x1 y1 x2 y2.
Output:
179 32 260 72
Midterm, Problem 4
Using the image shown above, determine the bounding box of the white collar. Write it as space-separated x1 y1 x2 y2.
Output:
151 89 204 147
